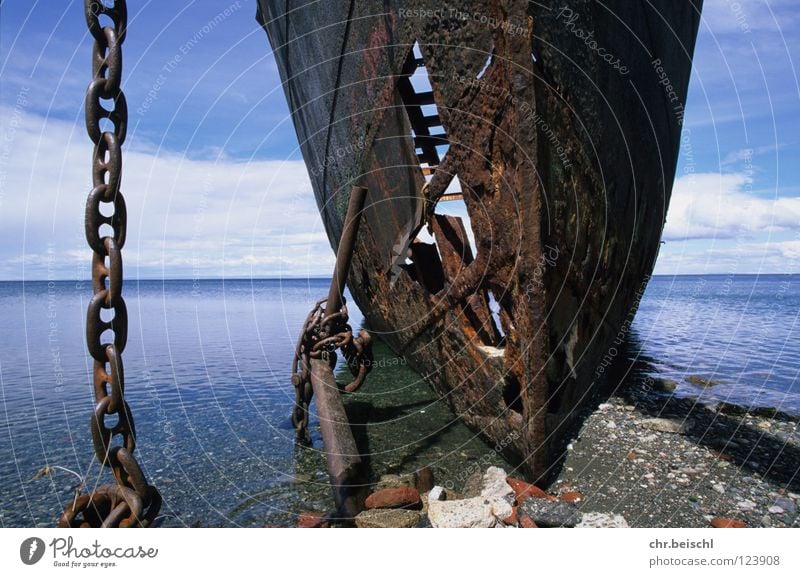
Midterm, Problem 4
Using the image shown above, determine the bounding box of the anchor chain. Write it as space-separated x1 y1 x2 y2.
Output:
291 298 373 439
59 0 161 528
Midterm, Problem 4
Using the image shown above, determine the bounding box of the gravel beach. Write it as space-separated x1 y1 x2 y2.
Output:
549 387 800 528
294 355 800 529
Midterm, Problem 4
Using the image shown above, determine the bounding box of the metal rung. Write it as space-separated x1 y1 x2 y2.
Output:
439 192 464 202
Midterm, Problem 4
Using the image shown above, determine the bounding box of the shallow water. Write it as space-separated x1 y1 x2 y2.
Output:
0 275 797 527
632 275 799 414
0 278 508 527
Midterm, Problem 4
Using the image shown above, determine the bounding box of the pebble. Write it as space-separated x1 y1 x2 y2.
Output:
774 497 797 514
355 508 421 528
297 512 329 528
768 506 784 515
737 500 757 511
375 474 415 490
520 499 582 528
560 491 584 503
640 418 686 434
710 517 746 528
428 486 446 502
577 512 629 528
481 466 514 500
461 470 484 498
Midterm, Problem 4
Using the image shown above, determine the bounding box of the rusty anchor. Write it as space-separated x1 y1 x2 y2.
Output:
290 185 373 520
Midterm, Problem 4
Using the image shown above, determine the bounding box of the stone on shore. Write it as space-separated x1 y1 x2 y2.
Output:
773 497 797 514
428 486 446 502
365 487 421 510
686 375 724 388
737 500 757 511
375 473 416 490
520 498 582 528
576 512 629 528
428 496 512 528
560 491 584 503
481 466 515 500
710 517 747 528
297 512 329 528
519 515 538 528
355 508 421 528
462 470 484 498
640 417 688 434
655 378 678 393
506 477 554 503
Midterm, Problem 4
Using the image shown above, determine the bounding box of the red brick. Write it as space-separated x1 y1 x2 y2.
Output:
710 517 746 528
297 512 329 528
365 487 421 510
506 477 555 504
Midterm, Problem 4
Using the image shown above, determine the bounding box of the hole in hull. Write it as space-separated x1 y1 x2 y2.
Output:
394 42 502 348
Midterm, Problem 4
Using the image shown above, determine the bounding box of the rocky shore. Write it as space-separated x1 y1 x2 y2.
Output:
295 386 799 528
553 391 799 528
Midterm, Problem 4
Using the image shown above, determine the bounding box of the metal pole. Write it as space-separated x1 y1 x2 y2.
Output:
325 186 368 317
309 358 367 519
317 184 369 519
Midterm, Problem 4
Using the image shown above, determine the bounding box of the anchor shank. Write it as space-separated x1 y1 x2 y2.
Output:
309 357 366 519
325 186 367 318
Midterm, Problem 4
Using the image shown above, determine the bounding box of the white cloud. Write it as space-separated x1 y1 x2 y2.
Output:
5 108 798 280
700 0 799 36
664 172 800 241
0 107 335 279
654 239 800 275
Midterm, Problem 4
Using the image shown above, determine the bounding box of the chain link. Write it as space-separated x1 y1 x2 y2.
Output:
290 298 373 440
60 0 160 528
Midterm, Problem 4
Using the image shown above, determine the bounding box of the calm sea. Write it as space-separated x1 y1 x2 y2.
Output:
0 275 797 526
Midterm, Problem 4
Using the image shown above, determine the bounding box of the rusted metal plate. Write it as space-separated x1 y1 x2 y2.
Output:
257 0 423 270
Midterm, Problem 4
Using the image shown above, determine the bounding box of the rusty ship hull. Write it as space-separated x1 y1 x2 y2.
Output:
257 0 702 481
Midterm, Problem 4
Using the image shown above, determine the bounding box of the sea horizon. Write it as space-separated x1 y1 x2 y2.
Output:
1 272 798 283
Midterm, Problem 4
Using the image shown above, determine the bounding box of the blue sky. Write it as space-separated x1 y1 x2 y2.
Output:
0 0 798 280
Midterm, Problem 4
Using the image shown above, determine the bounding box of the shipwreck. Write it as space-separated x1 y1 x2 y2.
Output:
258 0 703 482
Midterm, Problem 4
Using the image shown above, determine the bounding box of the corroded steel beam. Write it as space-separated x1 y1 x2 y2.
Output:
309 357 367 520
